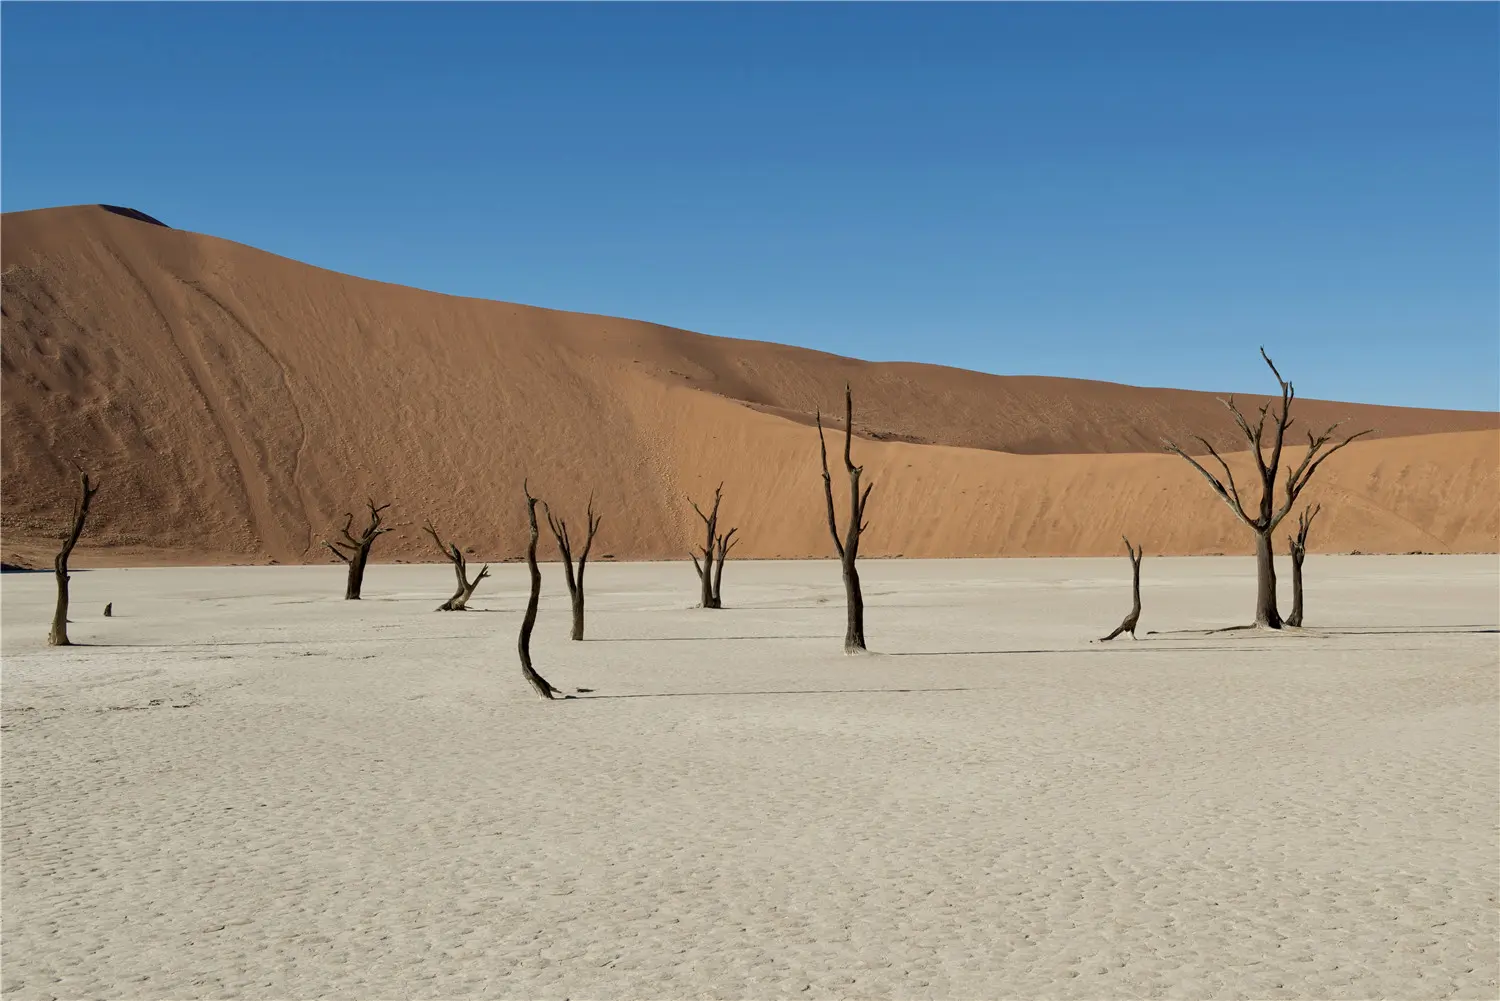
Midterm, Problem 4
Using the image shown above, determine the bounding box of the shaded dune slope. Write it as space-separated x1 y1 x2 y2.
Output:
2 205 1496 565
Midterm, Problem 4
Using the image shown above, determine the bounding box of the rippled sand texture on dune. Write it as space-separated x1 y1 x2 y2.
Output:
4 205 1497 566
3 556 1497 1000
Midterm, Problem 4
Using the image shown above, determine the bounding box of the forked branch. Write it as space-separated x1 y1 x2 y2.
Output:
422 518 490 611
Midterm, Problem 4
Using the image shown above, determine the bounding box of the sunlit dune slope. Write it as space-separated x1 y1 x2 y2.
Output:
3 204 1495 565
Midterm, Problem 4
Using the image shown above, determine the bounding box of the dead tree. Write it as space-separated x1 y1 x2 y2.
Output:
422 519 490 611
817 384 874 653
322 499 392 600
544 496 602 640
1164 349 1371 629
1286 504 1320 627
50 471 100 646
710 526 740 608
518 481 561 699
689 484 726 608
1099 536 1144 641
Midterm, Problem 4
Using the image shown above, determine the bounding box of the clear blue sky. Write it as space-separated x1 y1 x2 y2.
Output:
4 2 1496 410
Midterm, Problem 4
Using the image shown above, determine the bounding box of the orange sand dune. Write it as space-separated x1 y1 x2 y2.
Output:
3 204 1496 566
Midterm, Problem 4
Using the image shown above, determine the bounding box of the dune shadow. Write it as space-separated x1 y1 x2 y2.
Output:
99 205 169 227
577 686 979 700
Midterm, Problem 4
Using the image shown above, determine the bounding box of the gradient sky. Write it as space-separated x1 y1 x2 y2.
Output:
4 2 1497 410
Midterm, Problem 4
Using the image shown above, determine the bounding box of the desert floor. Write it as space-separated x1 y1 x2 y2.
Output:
2 556 1496 1000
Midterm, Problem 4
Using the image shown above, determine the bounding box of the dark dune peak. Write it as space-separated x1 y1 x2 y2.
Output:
98 205 168 227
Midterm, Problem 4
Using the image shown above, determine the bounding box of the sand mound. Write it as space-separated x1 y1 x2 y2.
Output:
3 204 1496 565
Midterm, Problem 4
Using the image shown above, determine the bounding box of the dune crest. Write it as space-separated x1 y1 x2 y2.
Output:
3 204 1496 566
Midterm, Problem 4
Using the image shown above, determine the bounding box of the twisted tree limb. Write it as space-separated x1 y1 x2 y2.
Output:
422 519 490 611
1099 536 1144 641
50 471 100 646
518 480 561 700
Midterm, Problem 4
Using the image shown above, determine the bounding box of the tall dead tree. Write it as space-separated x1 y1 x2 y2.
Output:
710 526 740 608
323 499 392 600
689 484 725 609
817 384 874 653
422 519 490 610
50 471 100 646
1164 349 1371 629
518 481 561 699
545 496 602 640
1099 536 1144 641
1286 504 1320 628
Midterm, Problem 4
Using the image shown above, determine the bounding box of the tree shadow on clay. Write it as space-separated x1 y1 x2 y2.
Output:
575 686 980 701
589 634 841 643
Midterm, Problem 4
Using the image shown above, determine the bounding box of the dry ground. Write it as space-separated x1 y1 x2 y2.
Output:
2 556 1496 999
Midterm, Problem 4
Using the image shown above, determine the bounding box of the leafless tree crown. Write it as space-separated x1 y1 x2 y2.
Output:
323 499 392 600
1163 349 1372 537
690 484 738 609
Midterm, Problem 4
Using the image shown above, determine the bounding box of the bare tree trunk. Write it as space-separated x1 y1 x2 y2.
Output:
1286 504 1318 627
1289 549 1305 627
519 482 559 699
818 385 874 653
843 558 865 652
1254 530 1281 628
710 527 739 608
689 485 723 609
546 496 601 640
423 520 490 610
1099 537 1143 641
346 549 370 600
50 471 100 647
1164 349 1371 630
324 500 392 600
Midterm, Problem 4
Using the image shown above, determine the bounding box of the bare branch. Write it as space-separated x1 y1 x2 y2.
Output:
1189 435 1250 522
1162 439 1253 527
421 519 449 560
1275 427 1374 527
816 408 845 559
842 383 858 474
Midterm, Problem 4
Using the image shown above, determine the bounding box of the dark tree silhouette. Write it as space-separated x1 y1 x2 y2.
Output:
50 471 100 646
1099 536 1144 641
323 499 392 600
817 384 874 653
518 481 561 699
545 495 602 640
1286 504 1320 628
689 484 726 608
1163 349 1371 628
422 519 490 611
710 526 740 608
